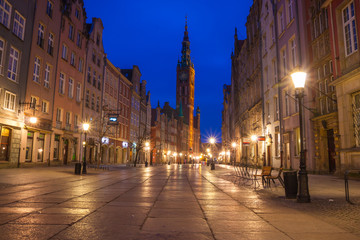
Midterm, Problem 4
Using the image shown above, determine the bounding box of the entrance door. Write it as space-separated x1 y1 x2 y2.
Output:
0 127 11 161
26 131 34 162
37 133 45 162
327 129 336 173
63 139 68 165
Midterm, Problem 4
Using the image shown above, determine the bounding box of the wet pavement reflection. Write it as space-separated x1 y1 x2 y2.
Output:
0 165 358 240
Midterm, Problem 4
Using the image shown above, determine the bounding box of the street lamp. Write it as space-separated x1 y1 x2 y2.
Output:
231 142 237 164
29 117 37 124
208 137 216 170
291 71 310 203
82 123 90 174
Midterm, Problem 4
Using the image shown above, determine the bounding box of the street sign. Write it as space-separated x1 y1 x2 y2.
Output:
108 114 119 125
242 138 250 146
258 136 266 141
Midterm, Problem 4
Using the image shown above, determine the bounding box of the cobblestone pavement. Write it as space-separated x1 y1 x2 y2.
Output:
213 165 360 237
0 165 359 240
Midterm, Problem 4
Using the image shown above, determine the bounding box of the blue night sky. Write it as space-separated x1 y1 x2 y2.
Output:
85 0 253 142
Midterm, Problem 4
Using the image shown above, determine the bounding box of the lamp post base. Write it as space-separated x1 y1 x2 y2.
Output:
297 170 310 203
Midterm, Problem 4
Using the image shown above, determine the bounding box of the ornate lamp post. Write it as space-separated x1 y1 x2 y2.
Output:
82 123 90 174
291 71 311 203
209 137 216 170
231 142 237 164
251 135 258 164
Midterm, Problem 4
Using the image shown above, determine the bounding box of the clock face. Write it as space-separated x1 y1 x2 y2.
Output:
179 72 188 82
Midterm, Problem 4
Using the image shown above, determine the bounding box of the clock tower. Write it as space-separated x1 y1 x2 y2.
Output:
176 17 195 151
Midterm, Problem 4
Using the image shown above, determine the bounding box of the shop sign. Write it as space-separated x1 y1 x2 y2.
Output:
101 137 109 144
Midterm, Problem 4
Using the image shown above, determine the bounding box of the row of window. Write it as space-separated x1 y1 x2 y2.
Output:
87 67 101 90
55 108 78 129
32 56 51 88
85 90 100 112
37 23 55 56
58 72 81 102
0 0 26 40
30 96 49 114
61 44 83 72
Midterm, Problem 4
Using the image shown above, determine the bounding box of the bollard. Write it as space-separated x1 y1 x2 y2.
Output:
74 163 81 174
211 162 215 170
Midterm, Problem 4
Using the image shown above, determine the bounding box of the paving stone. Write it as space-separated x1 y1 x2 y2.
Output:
0 224 67 240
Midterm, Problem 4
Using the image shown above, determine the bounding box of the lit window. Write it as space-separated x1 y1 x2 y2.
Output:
59 72 65 94
76 32 81 48
290 39 296 69
68 24 74 41
4 91 16 111
33 57 41 83
56 108 62 122
46 0 53 18
0 0 11 28
47 33 54 55
37 23 45 48
76 83 81 102
44 64 50 88
41 100 48 113
78 58 83 72
7 46 19 82
70 52 75 66
343 1 358 56
62 44 67 60
68 78 73 98
288 0 294 21
13 11 25 40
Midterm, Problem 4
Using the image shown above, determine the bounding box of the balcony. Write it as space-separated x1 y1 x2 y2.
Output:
65 124 71 131
56 121 62 129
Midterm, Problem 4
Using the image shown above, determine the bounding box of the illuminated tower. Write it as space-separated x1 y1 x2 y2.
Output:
176 17 195 152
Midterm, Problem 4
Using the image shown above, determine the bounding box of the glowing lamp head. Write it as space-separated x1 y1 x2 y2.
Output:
251 135 258 142
231 142 237 148
29 117 37 124
291 72 307 89
209 137 215 144
83 123 90 131
145 141 150 147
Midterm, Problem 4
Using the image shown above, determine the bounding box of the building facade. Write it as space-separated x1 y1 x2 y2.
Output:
23 0 61 165
324 0 360 171
0 0 36 165
51 0 86 165
82 17 105 164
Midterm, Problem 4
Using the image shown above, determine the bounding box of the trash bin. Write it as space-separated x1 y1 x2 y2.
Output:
283 171 298 199
74 163 81 175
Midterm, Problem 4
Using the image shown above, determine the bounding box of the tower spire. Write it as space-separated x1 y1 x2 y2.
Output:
180 16 192 67
183 16 189 42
